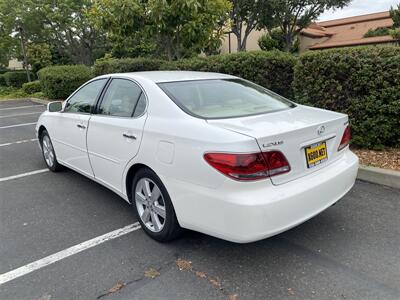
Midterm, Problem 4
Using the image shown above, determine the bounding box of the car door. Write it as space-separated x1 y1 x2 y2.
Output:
51 78 108 177
87 78 147 191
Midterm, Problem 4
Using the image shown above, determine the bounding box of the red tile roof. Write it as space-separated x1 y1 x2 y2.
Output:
300 11 397 50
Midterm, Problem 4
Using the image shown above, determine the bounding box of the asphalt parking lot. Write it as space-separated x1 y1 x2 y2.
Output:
0 99 399 300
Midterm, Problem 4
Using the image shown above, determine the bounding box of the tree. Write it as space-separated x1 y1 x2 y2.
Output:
258 28 285 51
90 0 152 58
27 43 53 73
260 0 351 51
34 0 108 65
0 30 16 68
229 0 276 52
0 0 109 66
389 4 400 44
390 3 400 27
92 0 231 60
146 0 231 60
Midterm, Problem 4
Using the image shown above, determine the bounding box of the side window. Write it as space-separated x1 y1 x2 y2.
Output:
65 79 107 113
133 93 146 117
98 79 143 117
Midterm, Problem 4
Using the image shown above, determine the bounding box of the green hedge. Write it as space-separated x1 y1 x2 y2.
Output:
22 80 41 94
94 51 297 99
3 71 34 87
93 57 166 77
161 51 296 98
294 46 400 149
0 74 6 86
38 65 93 99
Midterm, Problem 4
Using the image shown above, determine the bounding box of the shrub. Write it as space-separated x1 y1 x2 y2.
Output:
93 57 166 76
389 28 400 41
94 51 296 98
3 71 35 87
22 80 41 94
294 46 400 149
258 34 280 51
160 51 297 98
38 65 93 99
364 27 390 38
0 74 6 86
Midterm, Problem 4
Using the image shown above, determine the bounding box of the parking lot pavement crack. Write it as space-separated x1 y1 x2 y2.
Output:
175 258 237 299
96 260 176 299
278 237 400 297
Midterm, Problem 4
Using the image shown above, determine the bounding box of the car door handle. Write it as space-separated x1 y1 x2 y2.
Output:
123 133 137 140
76 124 86 129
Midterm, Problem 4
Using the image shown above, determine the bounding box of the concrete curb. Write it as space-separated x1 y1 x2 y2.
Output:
357 165 400 189
29 97 52 105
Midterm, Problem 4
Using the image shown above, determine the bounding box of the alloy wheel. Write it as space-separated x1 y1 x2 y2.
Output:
135 177 166 232
42 135 55 167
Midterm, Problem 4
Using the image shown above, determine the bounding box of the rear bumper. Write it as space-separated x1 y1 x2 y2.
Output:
164 150 359 243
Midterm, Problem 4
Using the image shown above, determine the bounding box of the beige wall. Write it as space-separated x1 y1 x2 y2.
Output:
8 59 24 70
221 29 268 53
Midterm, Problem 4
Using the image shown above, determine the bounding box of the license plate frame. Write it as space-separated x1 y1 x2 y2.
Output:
305 141 328 168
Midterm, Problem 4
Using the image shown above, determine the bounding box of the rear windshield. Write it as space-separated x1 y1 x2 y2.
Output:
158 79 295 119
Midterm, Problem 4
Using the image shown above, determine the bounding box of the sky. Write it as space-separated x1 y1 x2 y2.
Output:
318 0 398 21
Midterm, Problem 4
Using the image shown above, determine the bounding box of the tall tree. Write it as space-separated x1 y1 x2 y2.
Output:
147 0 231 60
90 0 151 58
0 0 108 66
260 0 351 52
229 0 275 52
92 0 231 60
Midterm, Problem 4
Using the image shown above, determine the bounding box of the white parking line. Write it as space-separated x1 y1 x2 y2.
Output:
0 122 36 129
0 105 43 111
0 112 42 119
0 223 142 286
0 138 38 147
0 169 49 183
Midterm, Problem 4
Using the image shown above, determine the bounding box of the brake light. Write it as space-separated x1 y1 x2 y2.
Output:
338 126 351 151
203 151 290 181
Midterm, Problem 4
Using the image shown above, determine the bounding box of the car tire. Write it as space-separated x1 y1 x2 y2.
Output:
40 129 63 172
132 168 183 242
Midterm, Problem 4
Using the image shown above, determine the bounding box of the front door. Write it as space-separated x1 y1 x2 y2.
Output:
87 78 147 191
51 78 108 177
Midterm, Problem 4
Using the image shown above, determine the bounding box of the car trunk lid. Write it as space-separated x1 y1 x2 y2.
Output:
207 105 349 185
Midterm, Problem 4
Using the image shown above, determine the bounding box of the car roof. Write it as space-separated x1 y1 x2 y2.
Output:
101 71 237 83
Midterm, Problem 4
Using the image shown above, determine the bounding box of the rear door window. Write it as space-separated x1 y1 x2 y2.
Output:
98 79 144 118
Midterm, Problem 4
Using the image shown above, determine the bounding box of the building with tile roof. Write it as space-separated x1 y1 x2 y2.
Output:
299 11 397 52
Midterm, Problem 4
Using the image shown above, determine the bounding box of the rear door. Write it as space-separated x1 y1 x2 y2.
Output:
51 78 107 177
87 78 147 192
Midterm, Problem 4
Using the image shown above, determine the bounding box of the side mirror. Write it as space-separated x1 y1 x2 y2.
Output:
47 101 63 112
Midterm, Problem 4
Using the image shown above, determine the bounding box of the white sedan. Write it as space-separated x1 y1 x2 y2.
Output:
36 71 359 243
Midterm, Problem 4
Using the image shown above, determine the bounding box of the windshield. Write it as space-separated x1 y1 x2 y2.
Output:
158 79 295 119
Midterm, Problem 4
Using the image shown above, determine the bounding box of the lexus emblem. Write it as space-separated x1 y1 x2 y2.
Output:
317 125 325 135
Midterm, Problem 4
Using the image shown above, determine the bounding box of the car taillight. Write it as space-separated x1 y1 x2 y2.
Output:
203 151 290 181
338 126 351 151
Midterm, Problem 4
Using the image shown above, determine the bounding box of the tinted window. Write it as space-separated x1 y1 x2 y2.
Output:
98 79 143 117
133 93 146 117
65 79 106 113
158 79 294 119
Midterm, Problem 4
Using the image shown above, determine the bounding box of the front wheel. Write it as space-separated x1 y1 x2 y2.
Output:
40 130 63 172
132 168 183 242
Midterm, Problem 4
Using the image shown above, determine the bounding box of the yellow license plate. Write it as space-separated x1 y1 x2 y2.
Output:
305 141 328 168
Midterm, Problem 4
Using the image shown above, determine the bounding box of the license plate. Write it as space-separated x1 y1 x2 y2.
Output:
305 141 328 168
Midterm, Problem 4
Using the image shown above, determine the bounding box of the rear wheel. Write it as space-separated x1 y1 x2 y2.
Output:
132 168 183 242
40 130 63 172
